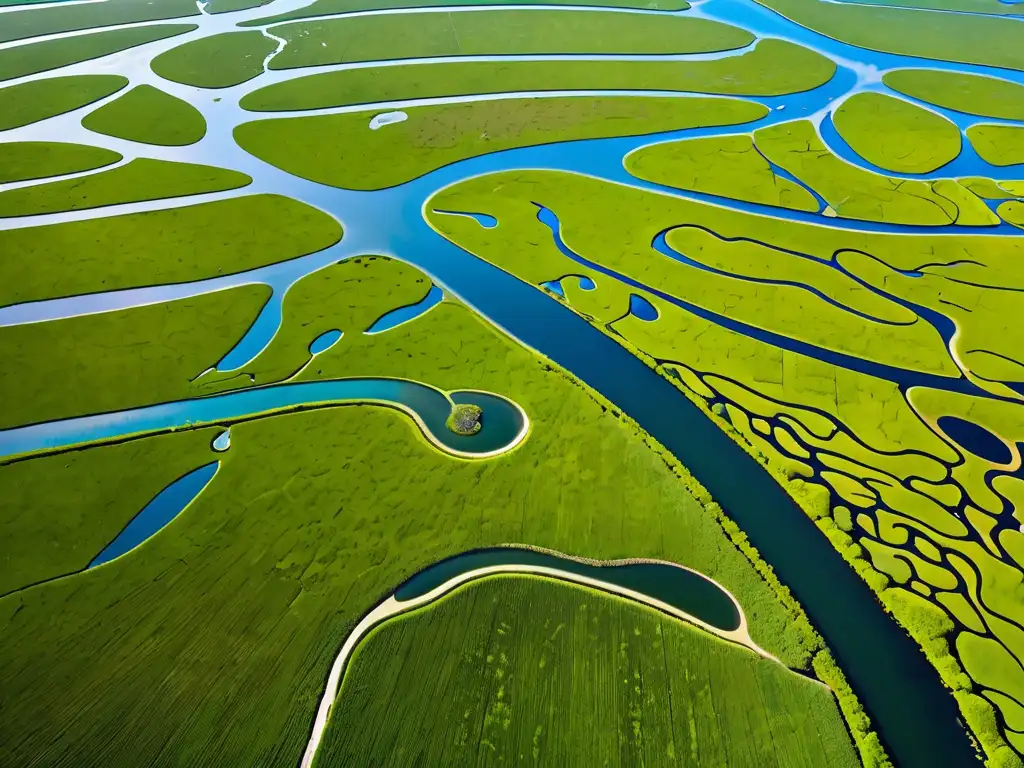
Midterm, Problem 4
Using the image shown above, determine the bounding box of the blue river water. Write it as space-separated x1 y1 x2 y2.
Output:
8 0 1024 763
90 462 219 568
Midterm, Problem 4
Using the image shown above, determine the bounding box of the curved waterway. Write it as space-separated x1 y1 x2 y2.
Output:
0 378 528 461
0 0 1008 763
302 546 770 768
395 546 741 630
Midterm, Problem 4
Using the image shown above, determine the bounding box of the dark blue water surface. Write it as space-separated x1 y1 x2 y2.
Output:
395 546 741 632
938 415 1013 464
90 462 219 568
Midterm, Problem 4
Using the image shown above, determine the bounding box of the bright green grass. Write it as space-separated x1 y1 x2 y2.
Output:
245 0 688 25
0 261 827 765
0 23 196 82
151 30 277 88
0 194 342 307
831 0 1018 12
268 10 752 69
884 69 1024 121
242 39 834 111
234 95 767 190
316 574 858 768
754 120 989 226
0 284 270 430
967 124 1024 168
755 0 1024 71
625 134 820 212
208 0 274 11
81 84 207 146
0 0 196 45
0 75 126 131
424 168 1024 764
0 427 220 597
0 158 250 218
0 141 120 184
832 92 960 174
195 256 430 392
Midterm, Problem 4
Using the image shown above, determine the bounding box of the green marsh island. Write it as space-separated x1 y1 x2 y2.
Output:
1 0 1023 766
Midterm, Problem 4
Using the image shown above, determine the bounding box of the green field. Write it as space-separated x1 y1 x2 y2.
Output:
4 0 1023 763
426 168 1024 764
241 39 834 111
0 258 852 765
316 574 859 767
267 11 751 69
235 96 767 189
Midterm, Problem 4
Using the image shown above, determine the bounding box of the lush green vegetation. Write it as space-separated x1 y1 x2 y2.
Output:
207 0 274 11
625 134 820 211
754 120 989 226
268 11 752 69
0 75 127 131
0 158 250 218
0 194 342 307
196 256 430 391
151 31 277 88
81 84 207 146
316 575 858 767
754 0 1024 71
0 284 270 429
245 0 688 26
0 141 120 184
445 403 482 435
0 0 197 45
426 168 1024 764
235 95 767 190
242 39 833 111
832 93 960 174
0 259 835 766
0 24 196 82
0 427 220 597
883 69 1024 121
967 124 1024 168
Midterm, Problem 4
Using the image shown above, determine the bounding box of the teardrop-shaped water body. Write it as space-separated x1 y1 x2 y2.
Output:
433 209 498 228
212 429 231 452
395 547 740 632
308 329 342 355
629 294 658 321
90 462 219 568
365 285 443 334
937 415 1012 465
577 276 596 290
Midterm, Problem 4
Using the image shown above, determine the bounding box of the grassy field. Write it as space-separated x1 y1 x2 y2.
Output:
0 0 197 45
0 158 250 217
967 124 1024 168
241 39 833 111
0 284 270 429
234 95 767 190
0 259 840 766
0 141 120 184
753 0 1024 71
883 69 1024 121
316 575 858 767
426 168 1024 764
0 75 127 131
0 194 341 307
268 11 751 69
151 31 278 88
832 93 960 174
245 0 689 26
81 85 207 146
625 134 820 212
0 24 196 82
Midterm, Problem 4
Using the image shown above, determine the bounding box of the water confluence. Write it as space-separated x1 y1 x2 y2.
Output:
0 378 528 461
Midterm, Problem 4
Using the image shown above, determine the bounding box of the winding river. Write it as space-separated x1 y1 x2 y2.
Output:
3 0 1022 763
